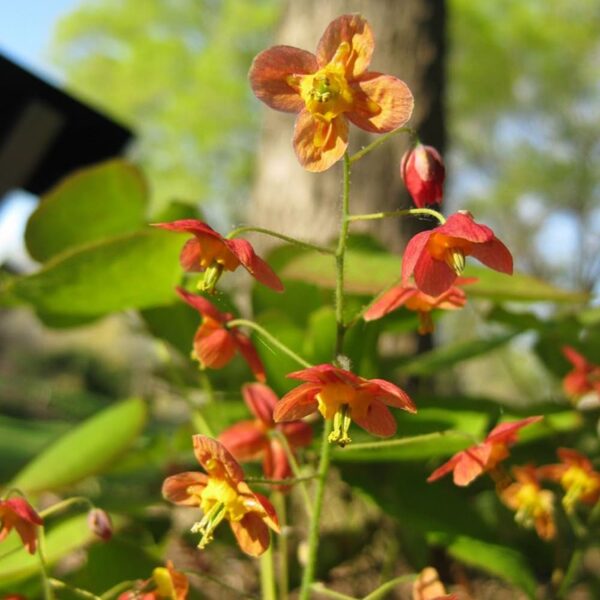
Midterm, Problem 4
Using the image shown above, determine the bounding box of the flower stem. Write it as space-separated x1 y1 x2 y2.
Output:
50 579 101 599
39 496 93 519
245 475 318 486
260 542 277 600
272 492 289 600
349 126 416 164
347 207 446 225
226 319 312 369
37 530 54 600
226 226 334 255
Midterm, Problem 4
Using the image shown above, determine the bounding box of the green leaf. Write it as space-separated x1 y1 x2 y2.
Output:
428 533 537 598
7 230 183 317
0 513 125 585
11 398 147 494
25 160 148 262
395 332 516 376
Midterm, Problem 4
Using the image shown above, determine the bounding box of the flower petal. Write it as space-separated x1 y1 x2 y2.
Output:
401 230 432 285
194 325 237 369
232 330 267 382
440 212 494 243
348 73 414 133
152 219 222 238
293 110 348 172
263 439 291 481
226 238 284 292
469 238 513 275
249 45 318 113
413 249 457 296
363 286 419 321
274 383 320 422
563 346 590 370
218 421 267 461
230 512 271 557
486 416 543 445
368 379 416 413
352 399 397 437
175 287 225 322
193 435 246 484
316 14 374 77
280 420 313 448
452 446 492 486
243 383 277 426
162 472 208 505
179 238 203 271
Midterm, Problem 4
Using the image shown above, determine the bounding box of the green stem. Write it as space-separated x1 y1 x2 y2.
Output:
260 542 277 600
50 579 101 599
273 492 289 600
37 530 54 600
39 496 93 519
226 226 334 255
362 574 416 600
100 581 138 600
558 547 584 598
347 207 446 224
226 319 312 369
310 583 357 599
245 475 318 486
298 420 333 600
349 126 416 164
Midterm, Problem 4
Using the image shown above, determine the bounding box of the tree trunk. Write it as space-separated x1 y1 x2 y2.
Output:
249 0 446 253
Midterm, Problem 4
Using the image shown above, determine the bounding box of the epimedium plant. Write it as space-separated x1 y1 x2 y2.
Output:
1 12 599 600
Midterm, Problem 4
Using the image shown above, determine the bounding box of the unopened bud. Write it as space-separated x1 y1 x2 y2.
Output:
88 508 113 541
401 143 445 208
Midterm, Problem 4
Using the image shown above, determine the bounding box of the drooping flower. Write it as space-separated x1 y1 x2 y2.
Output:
87 508 113 541
427 416 543 487
538 448 600 513
249 14 414 172
501 465 556 541
402 211 513 297
412 567 457 600
401 143 445 208
162 436 279 556
154 220 283 294
562 346 600 407
0 497 43 554
118 560 189 600
273 364 415 447
176 287 265 382
219 383 312 485
364 278 475 334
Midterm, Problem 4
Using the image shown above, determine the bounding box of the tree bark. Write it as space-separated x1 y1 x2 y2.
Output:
249 0 446 253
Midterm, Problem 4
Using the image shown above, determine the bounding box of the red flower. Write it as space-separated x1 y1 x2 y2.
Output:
219 383 312 484
427 416 543 487
562 346 600 406
176 287 265 382
0 497 43 554
501 465 555 541
162 436 279 557
273 364 415 447
402 211 513 297
364 278 475 334
118 561 189 600
154 220 283 294
538 448 600 513
249 14 413 172
87 508 112 541
401 143 445 208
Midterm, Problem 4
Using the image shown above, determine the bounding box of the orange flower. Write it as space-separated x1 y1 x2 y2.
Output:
162 436 279 556
0 497 43 554
176 287 265 382
218 383 312 485
401 143 446 208
562 346 600 407
273 364 415 447
412 567 457 600
402 211 513 297
501 465 555 541
249 14 414 172
428 416 543 486
154 220 283 294
364 278 475 334
538 448 600 513
118 561 189 600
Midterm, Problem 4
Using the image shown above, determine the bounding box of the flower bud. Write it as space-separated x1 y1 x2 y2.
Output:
401 143 445 208
87 508 113 541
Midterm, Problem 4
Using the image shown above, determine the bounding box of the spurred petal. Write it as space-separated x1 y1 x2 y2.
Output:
274 382 320 422
162 472 208 505
218 421 267 461
486 416 543 445
243 383 277 426
293 110 348 172
364 286 419 321
316 14 374 77
249 45 318 113
230 512 271 557
368 378 416 412
469 238 513 275
413 250 457 297
232 330 267 382
226 238 284 292
176 287 226 323
195 325 237 369
401 230 433 285
348 73 414 133
192 435 245 485
352 399 397 437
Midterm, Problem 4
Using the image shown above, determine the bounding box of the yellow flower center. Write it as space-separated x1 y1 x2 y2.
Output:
152 567 175 599
512 483 553 530
195 236 240 294
427 233 473 275
561 465 599 512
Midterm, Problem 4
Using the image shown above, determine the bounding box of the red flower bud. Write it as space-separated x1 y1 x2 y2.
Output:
401 143 445 208
87 508 113 541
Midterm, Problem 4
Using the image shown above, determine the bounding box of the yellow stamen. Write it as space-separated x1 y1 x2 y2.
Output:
299 62 354 122
561 466 598 512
